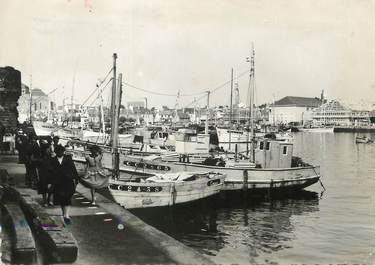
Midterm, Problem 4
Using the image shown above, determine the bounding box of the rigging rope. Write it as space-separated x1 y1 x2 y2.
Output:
31 87 60 105
184 69 250 108
123 82 205 97
82 77 113 106
121 68 250 107
98 67 113 87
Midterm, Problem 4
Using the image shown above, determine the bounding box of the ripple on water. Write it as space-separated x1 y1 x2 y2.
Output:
132 133 375 264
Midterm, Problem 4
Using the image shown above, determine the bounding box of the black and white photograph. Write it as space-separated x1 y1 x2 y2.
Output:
0 0 375 264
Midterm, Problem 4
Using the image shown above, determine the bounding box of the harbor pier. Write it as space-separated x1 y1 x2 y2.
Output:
0 154 213 265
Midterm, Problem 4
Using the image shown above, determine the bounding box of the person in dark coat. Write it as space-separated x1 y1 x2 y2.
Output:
51 136 60 156
37 143 53 206
25 134 41 188
15 133 28 164
51 145 79 224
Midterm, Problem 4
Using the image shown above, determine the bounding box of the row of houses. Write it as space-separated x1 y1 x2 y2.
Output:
98 97 374 127
17 85 374 128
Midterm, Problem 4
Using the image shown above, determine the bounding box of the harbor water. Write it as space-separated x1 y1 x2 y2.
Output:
134 132 375 264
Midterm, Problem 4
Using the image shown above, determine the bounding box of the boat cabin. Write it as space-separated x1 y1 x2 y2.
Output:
255 139 293 168
175 129 210 154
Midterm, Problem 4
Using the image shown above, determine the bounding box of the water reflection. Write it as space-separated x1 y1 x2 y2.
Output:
132 190 320 262
132 198 228 256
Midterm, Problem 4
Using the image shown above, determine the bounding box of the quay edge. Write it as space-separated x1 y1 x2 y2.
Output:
0 155 215 265
334 126 375 132
75 184 215 265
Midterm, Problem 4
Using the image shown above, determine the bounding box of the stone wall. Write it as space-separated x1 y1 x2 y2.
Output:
0 66 22 133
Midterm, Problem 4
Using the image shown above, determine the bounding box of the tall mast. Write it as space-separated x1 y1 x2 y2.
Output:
246 44 256 162
111 72 122 179
246 50 251 155
235 76 240 125
110 53 117 141
205 91 210 134
251 45 256 163
174 90 180 124
97 81 106 140
193 97 197 124
229 68 233 150
71 72 75 127
29 75 32 123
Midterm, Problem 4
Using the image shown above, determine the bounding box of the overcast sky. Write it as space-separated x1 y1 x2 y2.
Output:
1 0 375 109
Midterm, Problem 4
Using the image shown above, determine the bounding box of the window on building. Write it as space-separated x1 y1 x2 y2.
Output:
266 142 270 150
259 141 264 150
283 146 287 155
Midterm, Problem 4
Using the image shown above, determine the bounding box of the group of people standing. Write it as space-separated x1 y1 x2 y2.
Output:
16 134 79 224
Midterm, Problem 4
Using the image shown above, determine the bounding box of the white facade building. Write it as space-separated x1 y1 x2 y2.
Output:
270 96 322 125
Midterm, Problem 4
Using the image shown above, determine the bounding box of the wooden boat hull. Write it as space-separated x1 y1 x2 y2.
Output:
69 150 320 193
116 162 321 192
224 175 320 192
107 174 224 209
169 163 320 191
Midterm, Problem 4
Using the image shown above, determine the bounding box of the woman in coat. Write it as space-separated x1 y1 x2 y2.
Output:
80 145 110 204
37 143 53 206
51 144 79 224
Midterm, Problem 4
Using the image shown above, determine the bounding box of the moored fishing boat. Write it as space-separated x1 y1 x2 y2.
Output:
113 138 321 194
108 172 225 209
355 136 373 144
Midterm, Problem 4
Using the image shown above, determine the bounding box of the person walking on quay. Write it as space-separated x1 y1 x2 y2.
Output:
0 122 5 152
15 133 28 164
81 145 110 204
50 145 79 225
37 143 53 206
45 136 54 157
52 136 60 153
25 134 41 188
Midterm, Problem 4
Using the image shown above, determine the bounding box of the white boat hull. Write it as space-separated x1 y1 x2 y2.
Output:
299 127 334 133
108 174 224 209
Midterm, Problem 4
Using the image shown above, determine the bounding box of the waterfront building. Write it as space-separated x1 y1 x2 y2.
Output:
31 88 49 113
127 100 146 111
270 96 322 125
312 100 370 126
154 109 174 123
221 105 262 125
350 110 371 126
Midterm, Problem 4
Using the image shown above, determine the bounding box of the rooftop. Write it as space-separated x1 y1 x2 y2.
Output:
31 88 47 97
274 96 322 108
